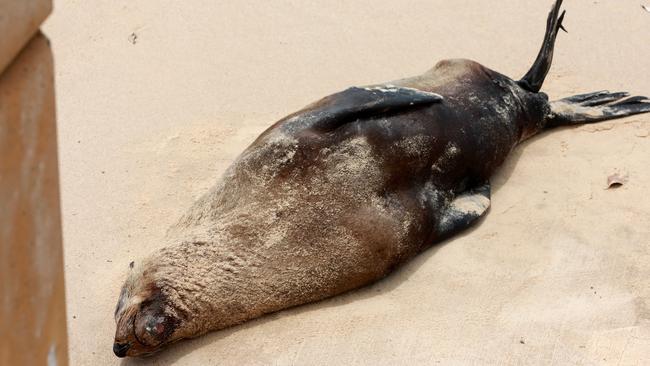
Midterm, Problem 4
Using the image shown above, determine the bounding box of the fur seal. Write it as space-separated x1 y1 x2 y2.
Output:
113 0 650 357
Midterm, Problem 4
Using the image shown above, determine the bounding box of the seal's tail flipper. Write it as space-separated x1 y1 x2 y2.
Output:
518 0 566 93
547 91 650 127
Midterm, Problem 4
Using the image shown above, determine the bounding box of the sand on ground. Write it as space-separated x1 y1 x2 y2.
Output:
43 1 650 365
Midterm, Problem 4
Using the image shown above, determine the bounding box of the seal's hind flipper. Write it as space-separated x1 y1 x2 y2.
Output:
435 182 491 241
285 86 443 131
547 91 650 127
518 0 566 93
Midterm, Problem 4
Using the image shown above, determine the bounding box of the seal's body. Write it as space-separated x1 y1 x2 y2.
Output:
113 0 650 357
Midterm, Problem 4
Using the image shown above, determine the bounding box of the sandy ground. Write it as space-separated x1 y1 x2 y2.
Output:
43 1 650 365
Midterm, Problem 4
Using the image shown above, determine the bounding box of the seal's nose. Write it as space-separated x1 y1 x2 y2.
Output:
113 342 131 358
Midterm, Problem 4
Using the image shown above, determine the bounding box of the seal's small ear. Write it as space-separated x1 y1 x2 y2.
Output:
129 261 134 269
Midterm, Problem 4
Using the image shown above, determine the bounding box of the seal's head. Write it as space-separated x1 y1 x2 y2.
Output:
113 261 181 358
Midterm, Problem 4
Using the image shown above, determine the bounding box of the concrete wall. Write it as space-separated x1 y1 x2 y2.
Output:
0 0 52 73
0 1 68 365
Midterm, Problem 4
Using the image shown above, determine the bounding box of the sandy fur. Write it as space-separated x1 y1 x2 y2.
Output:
131 131 420 339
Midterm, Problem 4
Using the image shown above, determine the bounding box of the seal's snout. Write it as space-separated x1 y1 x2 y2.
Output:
113 342 131 358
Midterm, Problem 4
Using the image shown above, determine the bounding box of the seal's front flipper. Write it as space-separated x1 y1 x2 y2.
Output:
284 85 443 132
435 182 491 241
547 91 650 127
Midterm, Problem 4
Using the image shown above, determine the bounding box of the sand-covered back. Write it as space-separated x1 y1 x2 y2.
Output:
44 1 650 364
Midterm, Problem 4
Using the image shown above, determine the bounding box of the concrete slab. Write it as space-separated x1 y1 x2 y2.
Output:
0 32 67 366
0 0 52 73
